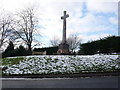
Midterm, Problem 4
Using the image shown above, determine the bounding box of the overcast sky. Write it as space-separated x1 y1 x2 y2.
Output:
0 0 118 47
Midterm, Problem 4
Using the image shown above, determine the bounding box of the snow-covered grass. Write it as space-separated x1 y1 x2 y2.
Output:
2 55 120 75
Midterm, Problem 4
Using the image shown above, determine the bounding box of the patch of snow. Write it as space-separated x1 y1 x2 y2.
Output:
2 55 119 75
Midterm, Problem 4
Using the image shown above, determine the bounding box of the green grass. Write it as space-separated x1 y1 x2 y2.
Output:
1 55 120 75
0 57 25 76
0 57 24 66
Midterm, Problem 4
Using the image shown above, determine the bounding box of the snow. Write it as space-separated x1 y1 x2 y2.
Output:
0 78 72 80
2 55 119 75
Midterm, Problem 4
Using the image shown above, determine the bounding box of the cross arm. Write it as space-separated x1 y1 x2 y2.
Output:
66 14 69 18
61 14 69 19
61 16 64 19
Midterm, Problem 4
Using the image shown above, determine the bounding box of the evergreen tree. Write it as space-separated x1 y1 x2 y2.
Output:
5 41 14 52
15 45 29 56
78 36 120 55
3 41 14 57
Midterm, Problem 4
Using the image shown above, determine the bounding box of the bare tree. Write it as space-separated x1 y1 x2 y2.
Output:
0 12 14 51
13 7 39 53
50 36 61 47
67 34 81 53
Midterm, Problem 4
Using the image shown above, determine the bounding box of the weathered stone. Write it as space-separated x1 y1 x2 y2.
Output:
58 11 69 54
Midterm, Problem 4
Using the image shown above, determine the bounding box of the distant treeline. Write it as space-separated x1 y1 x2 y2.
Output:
33 46 58 55
2 36 120 58
78 36 120 55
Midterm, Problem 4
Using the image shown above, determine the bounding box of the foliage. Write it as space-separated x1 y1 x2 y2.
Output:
2 41 15 58
14 45 30 56
78 36 120 55
33 46 58 55
5 41 14 52
2 44 30 58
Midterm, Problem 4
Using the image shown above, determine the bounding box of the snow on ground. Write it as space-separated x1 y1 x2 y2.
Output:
0 78 73 80
2 55 120 75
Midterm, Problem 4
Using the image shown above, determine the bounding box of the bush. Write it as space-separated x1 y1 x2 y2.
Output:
2 44 30 58
2 41 15 58
15 45 30 56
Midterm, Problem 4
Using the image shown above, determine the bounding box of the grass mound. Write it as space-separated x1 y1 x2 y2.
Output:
1 55 120 75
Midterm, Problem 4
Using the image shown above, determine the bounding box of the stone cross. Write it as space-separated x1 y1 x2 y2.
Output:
61 11 69 44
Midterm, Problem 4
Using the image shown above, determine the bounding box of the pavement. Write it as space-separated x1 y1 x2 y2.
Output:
1 76 120 88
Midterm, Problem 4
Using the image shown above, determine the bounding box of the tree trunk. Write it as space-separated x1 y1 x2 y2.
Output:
27 44 32 55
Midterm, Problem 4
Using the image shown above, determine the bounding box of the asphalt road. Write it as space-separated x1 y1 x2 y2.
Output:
2 76 120 88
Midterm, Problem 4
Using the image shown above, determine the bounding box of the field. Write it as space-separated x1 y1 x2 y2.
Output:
1 55 120 75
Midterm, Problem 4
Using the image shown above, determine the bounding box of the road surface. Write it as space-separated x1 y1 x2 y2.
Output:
2 76 120 88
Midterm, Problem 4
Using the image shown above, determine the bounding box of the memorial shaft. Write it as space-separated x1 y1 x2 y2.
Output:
61 11 69 44
57 11 69 54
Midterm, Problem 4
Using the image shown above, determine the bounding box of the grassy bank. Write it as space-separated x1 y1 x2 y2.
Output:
1 55 120 75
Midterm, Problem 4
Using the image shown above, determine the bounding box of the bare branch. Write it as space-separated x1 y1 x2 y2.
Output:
14 6 40 52
67 34 82 52
0 13 14 49
50 36 61 47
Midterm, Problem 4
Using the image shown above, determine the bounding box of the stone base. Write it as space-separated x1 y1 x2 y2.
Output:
57 43 69 54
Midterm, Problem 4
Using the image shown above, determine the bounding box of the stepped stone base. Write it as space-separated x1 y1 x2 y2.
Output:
57 43 69 54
